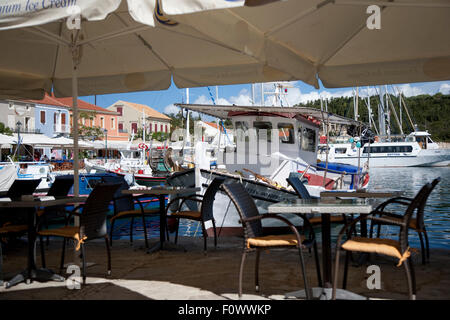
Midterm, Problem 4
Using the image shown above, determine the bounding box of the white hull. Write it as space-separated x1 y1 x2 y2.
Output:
326 148 450 168
168 169 335 234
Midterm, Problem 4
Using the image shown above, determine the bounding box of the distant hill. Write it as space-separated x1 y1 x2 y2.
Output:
294 93 450 142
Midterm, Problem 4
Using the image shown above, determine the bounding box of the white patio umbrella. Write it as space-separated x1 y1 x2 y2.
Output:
0 0 283 195
164 0 450 88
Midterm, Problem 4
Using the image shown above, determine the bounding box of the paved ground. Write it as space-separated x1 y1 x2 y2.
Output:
1 236 449 300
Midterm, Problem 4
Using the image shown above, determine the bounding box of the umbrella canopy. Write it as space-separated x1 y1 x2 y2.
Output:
165 0 450 88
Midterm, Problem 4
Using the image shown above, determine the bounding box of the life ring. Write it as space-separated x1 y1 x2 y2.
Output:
138 143 149 150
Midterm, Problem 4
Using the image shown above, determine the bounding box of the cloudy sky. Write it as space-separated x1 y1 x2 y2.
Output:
81 80 450 117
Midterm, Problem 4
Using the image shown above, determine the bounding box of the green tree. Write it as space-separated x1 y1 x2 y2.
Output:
0 122 13 136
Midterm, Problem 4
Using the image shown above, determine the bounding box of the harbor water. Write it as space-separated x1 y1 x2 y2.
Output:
112 167 449 250
367 166 450 249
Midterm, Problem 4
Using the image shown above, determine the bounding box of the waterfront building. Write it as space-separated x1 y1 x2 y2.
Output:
107 100 171 138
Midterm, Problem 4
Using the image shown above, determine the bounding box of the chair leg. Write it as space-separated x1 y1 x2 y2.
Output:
342 251 350 289
201 221 207 253
212 219 218 249
174 218 179 244
238 250 247 298
0 241 3 285
130 217 134 245
313 241 322 287
59 238 67 274
297 246 311 300
423 228 430 262
142 215 149 249
403 258 416 300
418 231 426 265
105 236 112 276
81 243 87 285
109 218 115 247
39 235 46 269
255 249 260 292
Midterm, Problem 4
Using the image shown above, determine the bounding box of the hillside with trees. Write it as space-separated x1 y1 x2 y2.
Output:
294 93 450 142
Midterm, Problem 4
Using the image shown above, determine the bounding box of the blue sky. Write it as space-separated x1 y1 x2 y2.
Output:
80 80 450 117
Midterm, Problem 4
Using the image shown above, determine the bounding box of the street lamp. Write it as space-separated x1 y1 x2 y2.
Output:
103 128 108 161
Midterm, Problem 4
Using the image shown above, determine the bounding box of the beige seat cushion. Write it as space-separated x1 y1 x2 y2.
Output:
0 224 28 234
342 237 413 266
38 226 86 251
247 234 305 248
169 211 202 220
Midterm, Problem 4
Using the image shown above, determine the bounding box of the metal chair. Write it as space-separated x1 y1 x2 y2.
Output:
37 176 75 247
38 183 121 284
333 182 433 300
369 177 440 264
0 179 41 284
166 177 225 252
287 173 351 226
222 182 321 299
101 175 159 248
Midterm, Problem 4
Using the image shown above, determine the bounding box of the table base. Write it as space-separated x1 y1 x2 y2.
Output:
285 287 367 300
5 268 65 289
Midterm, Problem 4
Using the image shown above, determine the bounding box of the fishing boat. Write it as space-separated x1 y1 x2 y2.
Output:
165 103 369 235
84 147 168 186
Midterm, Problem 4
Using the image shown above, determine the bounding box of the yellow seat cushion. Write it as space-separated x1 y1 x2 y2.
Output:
169 211 202 220
247 234 305 248
0 224 28 234
110 209 159 221
309 215 346 224
38 226 86 251
341 237 413 266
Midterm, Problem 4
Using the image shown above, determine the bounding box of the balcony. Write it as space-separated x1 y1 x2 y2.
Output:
54 124 70 133
119 128 128 133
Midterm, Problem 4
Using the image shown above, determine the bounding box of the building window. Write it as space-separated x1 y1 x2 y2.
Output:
116 106 123 116
154 123 157 132
118 122 123 131
111 117 115 129
165 124 168 133
100 117 105 128
40 111 45 124
160 124 163 132
131 122 138 134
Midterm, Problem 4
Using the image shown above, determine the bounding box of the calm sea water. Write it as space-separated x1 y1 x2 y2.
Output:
113 167 449 249
367 166 450 249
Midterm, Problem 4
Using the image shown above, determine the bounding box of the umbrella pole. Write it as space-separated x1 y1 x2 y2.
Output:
72 45 80 197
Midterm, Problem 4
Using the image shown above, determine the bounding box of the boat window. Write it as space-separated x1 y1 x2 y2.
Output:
277 123 294 144
335 148 347 154
234 121 249 143
363 146 413 153
299 127 316 152
254 121 272 142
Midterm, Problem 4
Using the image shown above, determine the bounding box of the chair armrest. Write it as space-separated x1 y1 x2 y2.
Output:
374 197 413 212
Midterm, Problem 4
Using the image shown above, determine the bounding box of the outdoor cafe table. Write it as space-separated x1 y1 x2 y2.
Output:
122 186 200 253
268 198 373 300
0 196 85 288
